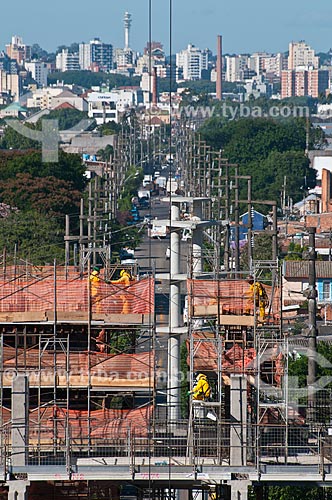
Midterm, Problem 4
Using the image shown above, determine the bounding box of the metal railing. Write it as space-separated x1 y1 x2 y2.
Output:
2 421 332 473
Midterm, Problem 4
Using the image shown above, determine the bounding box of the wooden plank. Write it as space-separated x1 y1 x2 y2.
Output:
46 311 88 322
102 313 144 324
2 374 153 388
0 311 150 325
0 312 47 322
194 304 219 316
193 305 255 326
219 314 255 326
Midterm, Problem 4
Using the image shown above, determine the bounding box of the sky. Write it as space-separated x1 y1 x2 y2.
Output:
1 0 332 55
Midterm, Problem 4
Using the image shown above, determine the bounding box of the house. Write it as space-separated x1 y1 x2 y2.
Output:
283 261 332 306
230 208 266 243
0 101 27 118
50 89 88 112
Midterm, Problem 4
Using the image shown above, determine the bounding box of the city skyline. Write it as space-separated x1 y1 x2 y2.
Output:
1 0 332 56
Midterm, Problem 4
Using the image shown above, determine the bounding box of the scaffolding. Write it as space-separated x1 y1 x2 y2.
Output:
0 263 156 469
184 246 294 467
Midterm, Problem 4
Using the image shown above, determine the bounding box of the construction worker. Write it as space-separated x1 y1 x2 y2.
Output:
110 269 133 314
89 266 102 312
95 328 106 353
110 269 132 285
188 373 211 401
245 275 269 321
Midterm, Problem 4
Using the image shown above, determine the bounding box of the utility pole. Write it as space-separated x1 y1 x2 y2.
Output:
234 165 240 273
307 226 317 422
247 177 252 270
224 162 230 272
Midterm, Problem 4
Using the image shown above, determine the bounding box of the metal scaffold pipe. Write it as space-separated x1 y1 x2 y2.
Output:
168 203 181 421
307 226 317 422
192 200 203 276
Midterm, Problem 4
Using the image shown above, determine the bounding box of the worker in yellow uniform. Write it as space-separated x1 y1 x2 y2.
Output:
110 269 132 314
188 373 211 401
89 266 102 312
245 275 269 321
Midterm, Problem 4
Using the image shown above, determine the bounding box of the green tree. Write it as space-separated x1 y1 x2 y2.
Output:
199 117 319 206
96 144 114 162
240 234 273 270
0 150 86 191
0 123 39 150
47 71 140 89
0 210 64 264
284 242 307 260
253 150 314 204
97 122 121 136
36 108 89 130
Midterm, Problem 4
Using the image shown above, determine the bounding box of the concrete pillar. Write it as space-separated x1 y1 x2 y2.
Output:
230 481 250 500
8 480 30 500
192 200 203 276
168 203 181 421
230 374 247 466
11 375 29 467
170 204 181 327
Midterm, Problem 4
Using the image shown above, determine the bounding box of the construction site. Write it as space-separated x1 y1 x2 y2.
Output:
0 120 332 500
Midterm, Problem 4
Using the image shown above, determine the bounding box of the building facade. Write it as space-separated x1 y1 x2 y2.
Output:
176 44 208 81
225 55 249 82
5 35 31 65
56 50 80 72
288 41 319 70
25 61 49 87
281 69 329 98
79 39 113 71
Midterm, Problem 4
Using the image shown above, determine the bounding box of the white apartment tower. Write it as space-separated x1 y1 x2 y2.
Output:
225 55 249 82
176 44 208 81
79 43 91 70
56 49 80 72
25 61 49 87
288 41 319 70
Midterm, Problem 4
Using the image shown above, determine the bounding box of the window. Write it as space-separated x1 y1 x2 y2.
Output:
322 281 331 301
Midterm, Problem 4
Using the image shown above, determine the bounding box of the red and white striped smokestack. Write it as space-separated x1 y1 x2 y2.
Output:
152 67 158 106
216 35 223 101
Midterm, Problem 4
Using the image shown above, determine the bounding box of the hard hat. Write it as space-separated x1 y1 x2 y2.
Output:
120 269 126 277
93 266 100 272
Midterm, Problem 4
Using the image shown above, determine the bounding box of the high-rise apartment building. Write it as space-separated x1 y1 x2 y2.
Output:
56 49 80 72
176 44 208 81
263 53 285 77
25 61 49 87
79 39 113 71
281 68 329 98
225 55 250 82
79 43 91 70
5 36 31 65
288 41 319 70
249 52 285 77
308 69 329 98
0 71 21 101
